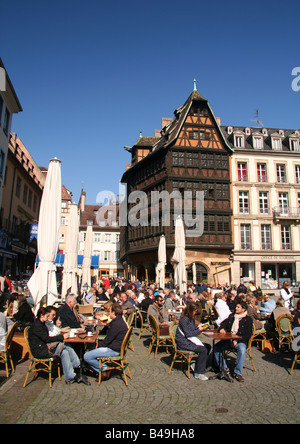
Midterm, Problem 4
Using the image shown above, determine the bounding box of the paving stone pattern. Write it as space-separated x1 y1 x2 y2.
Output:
0 328 300 424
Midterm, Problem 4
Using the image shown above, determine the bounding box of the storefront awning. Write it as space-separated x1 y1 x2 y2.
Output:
77 255 99 269
35 254 65 266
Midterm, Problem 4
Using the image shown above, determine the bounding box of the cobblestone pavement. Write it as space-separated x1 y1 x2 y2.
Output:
0 328 300 425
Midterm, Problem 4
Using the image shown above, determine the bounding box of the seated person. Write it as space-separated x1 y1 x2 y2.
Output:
164 291 178 312
267 297 291 333
84 303 128 379
85 288 96 305
293 299 300 328
214 301 253 382
246 294 264 330
147 295 169 327
28 306 80 384
259 294 276 316
119 292 135 320
58 294 84 330
13 294 35 328
175 301 211 381
0 295 13 351
215 292 231 327
138 291 154 319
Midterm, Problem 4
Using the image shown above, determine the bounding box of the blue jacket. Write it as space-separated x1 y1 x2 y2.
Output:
175 316 202 351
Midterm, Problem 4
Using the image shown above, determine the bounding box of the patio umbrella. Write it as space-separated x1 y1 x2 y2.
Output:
156 234 166 289
61 203 79 300
192 262 197 284
171 216 187 295
28 158 61 310
81 222 93 291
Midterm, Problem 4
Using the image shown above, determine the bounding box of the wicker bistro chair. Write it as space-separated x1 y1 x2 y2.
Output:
275 313 294 353
148 315 172 358
252 326 267 349
126 312 135 352
0 321 18 378
290 345 300 375
136 307 152 340
224 323 257 372
168 322 198 379
97 327 133 386
23 327 61 388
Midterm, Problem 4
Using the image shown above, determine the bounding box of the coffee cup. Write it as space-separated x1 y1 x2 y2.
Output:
87 331 93 337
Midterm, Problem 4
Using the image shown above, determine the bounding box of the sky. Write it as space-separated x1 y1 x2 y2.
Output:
1 0 299 204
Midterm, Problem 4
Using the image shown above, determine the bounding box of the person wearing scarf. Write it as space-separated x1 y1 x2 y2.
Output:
213 300 253 382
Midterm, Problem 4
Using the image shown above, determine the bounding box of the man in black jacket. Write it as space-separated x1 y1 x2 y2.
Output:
83 304 128 378
58 294 82 329
213 301 253 382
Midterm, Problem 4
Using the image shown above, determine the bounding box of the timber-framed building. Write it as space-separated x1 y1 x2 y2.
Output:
120 84 234 285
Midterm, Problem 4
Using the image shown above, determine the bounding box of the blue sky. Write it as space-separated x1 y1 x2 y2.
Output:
1 0 299 203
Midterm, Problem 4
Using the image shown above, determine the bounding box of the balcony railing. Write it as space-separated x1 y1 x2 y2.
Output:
273 207 300 219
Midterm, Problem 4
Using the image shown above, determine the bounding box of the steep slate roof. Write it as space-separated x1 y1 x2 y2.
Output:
122 87 233 181
221 126 300 151
80 204 120 227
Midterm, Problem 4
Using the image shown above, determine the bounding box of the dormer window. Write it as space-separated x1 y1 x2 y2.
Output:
290 138 300 151
234 134 244 148
272 137 282 150
253 136 263 149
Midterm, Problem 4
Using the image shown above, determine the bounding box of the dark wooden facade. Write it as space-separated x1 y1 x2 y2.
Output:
120 88 234 285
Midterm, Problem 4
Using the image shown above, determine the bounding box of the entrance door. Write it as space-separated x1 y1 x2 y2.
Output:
187 263 208 283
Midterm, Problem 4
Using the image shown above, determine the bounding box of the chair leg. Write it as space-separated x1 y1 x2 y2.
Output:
168 353 176 374
2 352 9 378
9 353 15 374
248 350 256 372
23 360 33 388
48 362 52 388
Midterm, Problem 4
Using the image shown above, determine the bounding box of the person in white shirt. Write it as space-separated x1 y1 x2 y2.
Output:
280 281 294 310
46 306 63 336
215 292 231 327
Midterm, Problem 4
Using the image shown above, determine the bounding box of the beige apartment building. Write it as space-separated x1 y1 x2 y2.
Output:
0 59 22 209
0 134 45 274
78 190 123 283
222 126 300 290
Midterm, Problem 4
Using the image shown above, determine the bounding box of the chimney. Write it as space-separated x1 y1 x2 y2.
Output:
79 189 86 212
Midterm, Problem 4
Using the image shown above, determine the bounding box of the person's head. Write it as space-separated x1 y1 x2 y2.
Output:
109 303 123 319
276 297 285 308
103 300 113 313
263 294 270 302
154 295 164 307
235 301 248 314
66 294 77 308
0 294 8 313
282 280 290 289
37 306 51 323
183 301 198 320
169 291 175 299
17 294 27 306
246 295 256 307
46 306 57 323
215 292 226 301
119 292 128 303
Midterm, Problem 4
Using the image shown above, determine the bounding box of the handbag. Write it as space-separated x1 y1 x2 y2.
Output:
47 341 63 356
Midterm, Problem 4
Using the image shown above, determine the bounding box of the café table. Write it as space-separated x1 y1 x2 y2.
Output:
64 332 98 385
167 310 182 323
202 329 242 382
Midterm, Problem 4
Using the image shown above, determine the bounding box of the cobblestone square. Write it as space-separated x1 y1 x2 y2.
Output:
1 328 299 425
